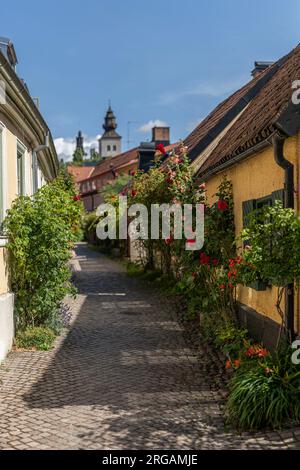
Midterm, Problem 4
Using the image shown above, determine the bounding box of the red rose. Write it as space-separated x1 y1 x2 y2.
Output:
131 190 137 197
217 199 228 211
229 283 234 289
156 143 166 155
212 259 219 267
73 195 81 201
165 236 173 245
219 284 225 290
199 252 210 265
229 258 236 268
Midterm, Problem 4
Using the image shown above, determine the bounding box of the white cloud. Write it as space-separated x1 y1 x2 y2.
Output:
54 134 101 161
138 119 168 133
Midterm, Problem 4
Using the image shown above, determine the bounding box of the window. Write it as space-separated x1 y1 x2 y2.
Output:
113 145 117 151
32 151 39 193
17 142 26 196
107 145 111 152
242 190 284 291
242 190 284 228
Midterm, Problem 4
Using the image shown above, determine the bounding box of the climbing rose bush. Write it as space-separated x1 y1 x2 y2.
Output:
128 143 204 273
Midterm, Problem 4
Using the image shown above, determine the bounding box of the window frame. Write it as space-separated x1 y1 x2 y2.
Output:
17 140 26 196
0 122 7 230
242 189 284 291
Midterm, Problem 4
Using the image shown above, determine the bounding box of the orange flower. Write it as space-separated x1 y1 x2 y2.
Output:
225 360 231 369
233 359 241 368
257 348 268 358
246 347 256 357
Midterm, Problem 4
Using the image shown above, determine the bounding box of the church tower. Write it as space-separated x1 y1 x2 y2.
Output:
98 105 122 158
76 130 84 152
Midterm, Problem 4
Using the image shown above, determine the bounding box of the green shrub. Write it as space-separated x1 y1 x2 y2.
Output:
226 347 300 430
4 171 82 330
15 326 56 351
201 313 248 357
82 212 99 242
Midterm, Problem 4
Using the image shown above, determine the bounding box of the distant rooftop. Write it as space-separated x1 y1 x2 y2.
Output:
0 37 18 69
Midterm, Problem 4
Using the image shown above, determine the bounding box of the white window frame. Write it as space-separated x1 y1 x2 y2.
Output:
16 140 26 196
0 122 7 228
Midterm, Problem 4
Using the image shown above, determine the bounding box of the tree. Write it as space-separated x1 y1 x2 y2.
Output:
72 148 84 166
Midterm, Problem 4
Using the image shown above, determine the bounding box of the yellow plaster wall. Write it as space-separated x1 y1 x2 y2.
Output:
0 128 18 295
204 135 299 328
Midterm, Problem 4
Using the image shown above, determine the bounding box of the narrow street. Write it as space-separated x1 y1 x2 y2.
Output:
0 243 299 450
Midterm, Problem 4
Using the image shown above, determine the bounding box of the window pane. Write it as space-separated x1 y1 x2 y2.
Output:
17 145 25 196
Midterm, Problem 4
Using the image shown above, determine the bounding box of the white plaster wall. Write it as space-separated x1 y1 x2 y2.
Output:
0 293 14 362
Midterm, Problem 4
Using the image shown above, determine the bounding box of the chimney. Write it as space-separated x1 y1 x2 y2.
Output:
0 37 18 71
138 142 156 172
151 126 170 146
251 61 274 78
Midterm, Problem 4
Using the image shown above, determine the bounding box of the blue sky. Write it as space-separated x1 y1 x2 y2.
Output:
1 0 300 160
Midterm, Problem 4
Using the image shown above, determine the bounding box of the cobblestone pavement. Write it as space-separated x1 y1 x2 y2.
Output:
0 243 300 450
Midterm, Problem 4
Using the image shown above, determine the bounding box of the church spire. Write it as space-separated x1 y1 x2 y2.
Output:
76 130 84 152
103 105 117 132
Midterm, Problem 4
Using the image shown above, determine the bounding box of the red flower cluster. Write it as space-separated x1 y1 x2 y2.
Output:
199 252 210 265
156 143 167 155
73 195 81 201
131 189 137 197
225 359 241 369
217 199 228 211
246 346 269 358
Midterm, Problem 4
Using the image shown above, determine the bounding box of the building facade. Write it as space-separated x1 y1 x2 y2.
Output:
0 38 58 361
185 43 300 348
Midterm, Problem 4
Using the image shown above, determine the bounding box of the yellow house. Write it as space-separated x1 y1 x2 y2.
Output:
0 38 58 360
185 44 300 348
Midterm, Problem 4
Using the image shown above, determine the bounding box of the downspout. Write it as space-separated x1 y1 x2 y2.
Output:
273 132 295 340
33 132 50 190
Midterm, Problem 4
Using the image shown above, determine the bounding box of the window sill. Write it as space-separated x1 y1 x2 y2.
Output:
0 237 8 247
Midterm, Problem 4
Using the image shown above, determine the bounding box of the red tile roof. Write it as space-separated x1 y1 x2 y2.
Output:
67 165 95 183
90 147 139 178
79 142 178 184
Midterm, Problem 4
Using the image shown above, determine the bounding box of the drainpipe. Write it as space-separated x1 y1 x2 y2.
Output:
32 132 50 191
273 132 295 340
